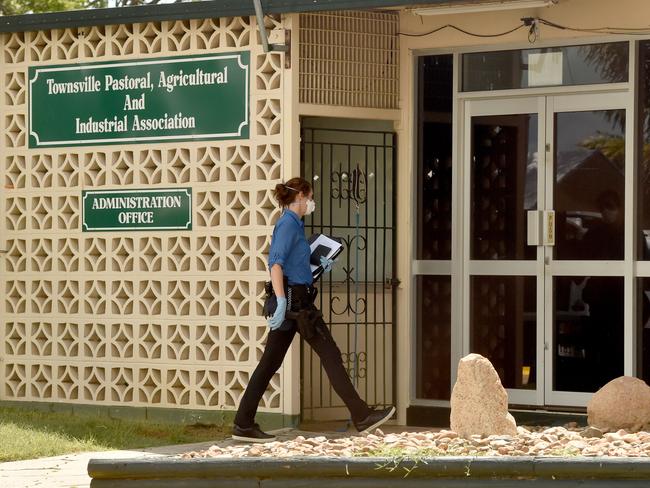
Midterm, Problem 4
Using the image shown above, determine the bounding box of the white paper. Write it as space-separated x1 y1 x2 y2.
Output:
528 52 563 87
309 234 343 277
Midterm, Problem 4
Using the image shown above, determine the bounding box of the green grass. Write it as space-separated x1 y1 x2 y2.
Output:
0 406 228 462
545 447 581 457
361 445 445 459
356 445 450 478
358 444 500 478
359 444 485 459
358 444 582 478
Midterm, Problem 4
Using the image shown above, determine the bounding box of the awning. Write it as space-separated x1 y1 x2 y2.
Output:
0 0 530 33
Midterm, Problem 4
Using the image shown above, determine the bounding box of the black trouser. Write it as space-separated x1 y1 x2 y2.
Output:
234 311 371 428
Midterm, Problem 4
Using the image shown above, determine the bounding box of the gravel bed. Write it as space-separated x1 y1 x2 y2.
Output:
179 425 650 459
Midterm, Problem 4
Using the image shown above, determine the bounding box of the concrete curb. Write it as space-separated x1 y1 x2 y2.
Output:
88 456 650 487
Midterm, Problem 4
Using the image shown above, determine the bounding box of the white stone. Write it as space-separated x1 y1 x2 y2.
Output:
588 376 650 432
450 353 518 438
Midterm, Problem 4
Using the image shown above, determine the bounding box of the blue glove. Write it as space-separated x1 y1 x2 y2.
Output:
267 296 287 330
319 256 334 274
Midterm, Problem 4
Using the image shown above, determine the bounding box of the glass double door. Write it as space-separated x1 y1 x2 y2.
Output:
463 93 629 407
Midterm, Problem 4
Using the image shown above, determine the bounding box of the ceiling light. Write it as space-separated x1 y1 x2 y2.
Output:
411 0 557 16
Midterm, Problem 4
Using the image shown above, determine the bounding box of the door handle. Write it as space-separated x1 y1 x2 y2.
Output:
543 210 555 246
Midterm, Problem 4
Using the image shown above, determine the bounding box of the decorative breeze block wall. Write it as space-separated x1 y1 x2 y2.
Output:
1 16 286 413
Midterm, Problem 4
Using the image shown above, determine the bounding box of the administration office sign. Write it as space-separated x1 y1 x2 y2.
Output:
82 188 192 231
29 52 249 147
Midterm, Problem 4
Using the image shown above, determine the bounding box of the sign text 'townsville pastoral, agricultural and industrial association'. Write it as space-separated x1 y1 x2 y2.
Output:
28 52 249 148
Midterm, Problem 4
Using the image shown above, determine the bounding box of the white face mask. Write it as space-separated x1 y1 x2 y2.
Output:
305 199 316 215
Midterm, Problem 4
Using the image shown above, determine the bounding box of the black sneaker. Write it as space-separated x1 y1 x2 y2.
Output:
232 423 277 443
354 406 396 433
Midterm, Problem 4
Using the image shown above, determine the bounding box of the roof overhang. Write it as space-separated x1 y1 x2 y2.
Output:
0 0 530 34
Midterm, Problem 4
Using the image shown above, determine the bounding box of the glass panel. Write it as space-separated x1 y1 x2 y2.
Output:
462 42 629 92
554 276 624 393
554 110 625 261
471 114 538 260
416 275 451 400
638 41 650 259
470 276 537 390
417 55 453 260
638 278 650 382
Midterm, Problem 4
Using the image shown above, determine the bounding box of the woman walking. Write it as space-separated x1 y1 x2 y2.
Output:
232 177 395 442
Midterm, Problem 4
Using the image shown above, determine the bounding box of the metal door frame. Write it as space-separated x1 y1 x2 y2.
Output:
460 91 633 408
461 96 547 407
543 91 633 407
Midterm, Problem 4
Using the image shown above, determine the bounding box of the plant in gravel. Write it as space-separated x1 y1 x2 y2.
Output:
363 445 445 459
357 440 499 478
544 447 581 457
445 443 474 456
360 445 460 478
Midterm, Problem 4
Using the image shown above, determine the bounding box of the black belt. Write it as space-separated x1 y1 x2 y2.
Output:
263 280 317 314
262 280 322 339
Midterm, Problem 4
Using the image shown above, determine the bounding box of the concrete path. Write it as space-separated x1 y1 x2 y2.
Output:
0 426 364 488
0 422 426 488
0 439 223 488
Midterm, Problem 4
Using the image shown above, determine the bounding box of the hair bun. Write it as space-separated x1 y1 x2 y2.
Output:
272 177 312 208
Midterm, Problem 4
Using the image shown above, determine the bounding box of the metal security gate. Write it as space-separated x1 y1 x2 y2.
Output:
301 123 397 421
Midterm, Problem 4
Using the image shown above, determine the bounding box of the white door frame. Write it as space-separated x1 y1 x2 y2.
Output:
461 90 632 408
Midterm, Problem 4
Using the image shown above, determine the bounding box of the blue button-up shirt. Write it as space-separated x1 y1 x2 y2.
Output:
268 210 313 285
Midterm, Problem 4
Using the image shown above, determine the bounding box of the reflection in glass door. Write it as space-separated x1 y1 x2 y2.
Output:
544 93 628 407
464 93 629 408
464 97 545 406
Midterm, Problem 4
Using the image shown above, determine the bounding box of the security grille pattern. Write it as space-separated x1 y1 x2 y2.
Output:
1 17 287 412
301 127 396 420
299 10 399 109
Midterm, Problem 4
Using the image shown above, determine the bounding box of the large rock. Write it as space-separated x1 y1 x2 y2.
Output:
588 376 650 432
450 353 517 438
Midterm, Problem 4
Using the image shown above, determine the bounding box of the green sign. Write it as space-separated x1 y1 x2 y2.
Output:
29 52 249 148
82 188 192 232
